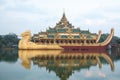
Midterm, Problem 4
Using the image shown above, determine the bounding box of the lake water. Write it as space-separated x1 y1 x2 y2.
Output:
0 47 120 80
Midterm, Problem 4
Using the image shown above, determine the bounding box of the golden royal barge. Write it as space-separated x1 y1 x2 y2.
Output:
19 13 114 51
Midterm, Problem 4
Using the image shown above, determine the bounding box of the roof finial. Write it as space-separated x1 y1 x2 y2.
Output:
61 9 67 22
63 8 66 17
63 8 65 14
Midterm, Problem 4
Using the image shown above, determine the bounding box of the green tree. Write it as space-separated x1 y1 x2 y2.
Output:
0 33 19 48
99 34 109 42
0 35 3 48
111 36 120 44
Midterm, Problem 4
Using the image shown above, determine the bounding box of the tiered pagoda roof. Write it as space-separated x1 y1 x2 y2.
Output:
33 13 98 43
55 12 74 28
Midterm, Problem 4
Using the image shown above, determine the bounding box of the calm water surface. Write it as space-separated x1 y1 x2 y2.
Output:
0 47 120 80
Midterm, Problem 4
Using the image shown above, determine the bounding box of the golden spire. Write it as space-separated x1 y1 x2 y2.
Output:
60 11 68 23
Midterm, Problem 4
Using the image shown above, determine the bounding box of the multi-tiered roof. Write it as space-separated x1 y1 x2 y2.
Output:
19 13 114 50
33 13 97 41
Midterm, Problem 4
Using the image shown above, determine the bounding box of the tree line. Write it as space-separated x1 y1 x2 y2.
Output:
0 33 19 48
0 33 120 49
99 34 120 44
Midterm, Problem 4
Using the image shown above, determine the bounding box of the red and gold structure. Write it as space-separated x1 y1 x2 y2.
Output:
19 13 114 51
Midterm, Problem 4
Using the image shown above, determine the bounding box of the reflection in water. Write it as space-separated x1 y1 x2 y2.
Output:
0 49 18 63
19 50 114 80
111 47 120 61
19 50 62 69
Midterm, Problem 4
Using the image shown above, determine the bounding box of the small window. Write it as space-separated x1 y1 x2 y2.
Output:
61 35 68 38
47 35 54 38
74 36 80 38
86 35 92 38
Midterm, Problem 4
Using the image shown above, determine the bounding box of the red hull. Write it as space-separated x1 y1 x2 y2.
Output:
61 45 109 52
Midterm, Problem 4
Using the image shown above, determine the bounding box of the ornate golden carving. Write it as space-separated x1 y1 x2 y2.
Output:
18 30 63 50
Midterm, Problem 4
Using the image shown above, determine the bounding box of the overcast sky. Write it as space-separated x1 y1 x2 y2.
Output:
0 0 120 37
